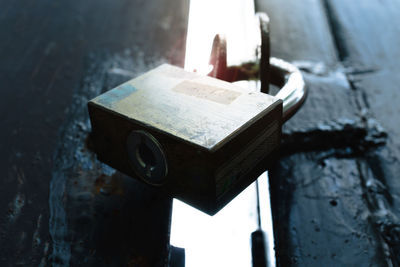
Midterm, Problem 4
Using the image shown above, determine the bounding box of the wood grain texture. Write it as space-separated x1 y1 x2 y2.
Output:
256 0 392 265
0 0 189 266
270 154 386 267
323 0 400 264
323 0 400 68
256 0 339 66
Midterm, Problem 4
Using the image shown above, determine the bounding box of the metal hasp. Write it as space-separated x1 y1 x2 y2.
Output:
87 12 306 215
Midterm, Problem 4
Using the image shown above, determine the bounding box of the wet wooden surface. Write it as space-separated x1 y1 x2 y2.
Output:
0 0 188 266
324 1 400 264
257 0 400 266
1 0 400 266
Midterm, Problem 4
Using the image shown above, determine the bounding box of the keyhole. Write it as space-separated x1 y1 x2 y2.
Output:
136 141 156 170
127 130 167 185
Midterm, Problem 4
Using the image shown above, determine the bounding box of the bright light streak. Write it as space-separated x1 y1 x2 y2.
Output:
172 0 276 266
171 182 258 267
171 173 275 267
184 0 259 74
258 172 276 267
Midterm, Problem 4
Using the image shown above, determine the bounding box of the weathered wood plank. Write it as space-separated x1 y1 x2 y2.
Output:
323 0 400 69
0 0 189 266
256 0 389 265
270 154 386 266
255 0 338 66
323 0 400 264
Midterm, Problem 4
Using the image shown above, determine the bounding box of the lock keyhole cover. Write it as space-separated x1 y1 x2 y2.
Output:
126 130 168 185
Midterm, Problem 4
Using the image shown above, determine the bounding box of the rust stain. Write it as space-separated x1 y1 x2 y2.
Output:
94 173 124 196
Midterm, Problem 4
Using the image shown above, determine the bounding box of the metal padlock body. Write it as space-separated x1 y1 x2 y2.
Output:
88 64 282 215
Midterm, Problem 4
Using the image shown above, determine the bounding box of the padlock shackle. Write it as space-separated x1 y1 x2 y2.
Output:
257 11 307 122
208 33 307 123
269 57 306 122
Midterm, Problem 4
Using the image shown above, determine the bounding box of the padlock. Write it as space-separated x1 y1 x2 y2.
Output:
88 64 282 214
88 15 306 215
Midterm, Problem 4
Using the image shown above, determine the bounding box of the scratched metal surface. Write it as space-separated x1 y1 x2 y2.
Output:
257 0 399 266
0 0 188 266
90 64 279 151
